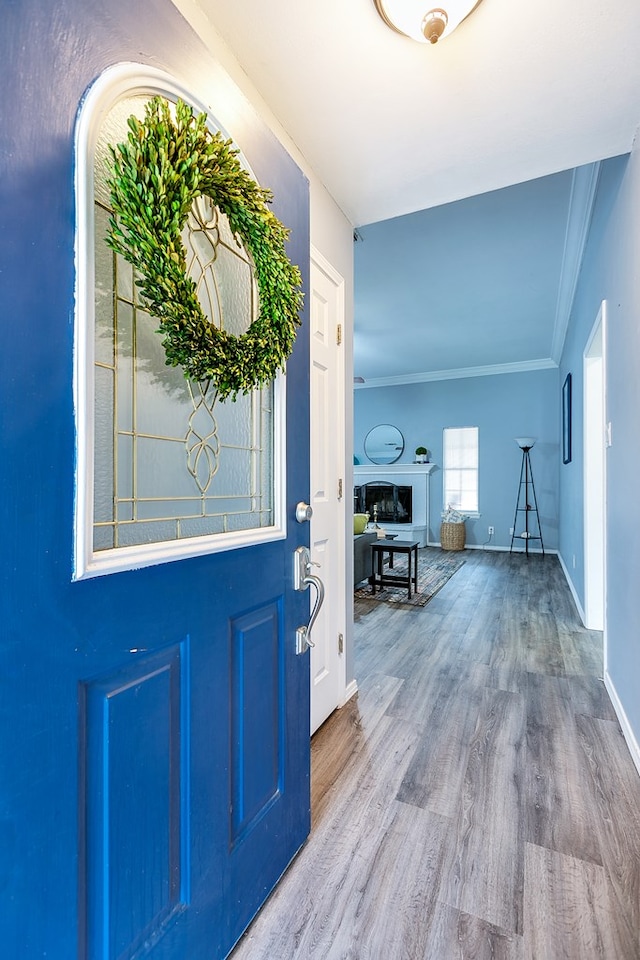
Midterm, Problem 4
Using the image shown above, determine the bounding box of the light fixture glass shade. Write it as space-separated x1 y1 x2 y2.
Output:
374 0 483 43
515 437 537 450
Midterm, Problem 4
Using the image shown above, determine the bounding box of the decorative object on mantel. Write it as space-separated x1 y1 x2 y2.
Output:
415 446 429 463
106 96 303 401
440 505 467 551
354 548 464 607
510 438 544 557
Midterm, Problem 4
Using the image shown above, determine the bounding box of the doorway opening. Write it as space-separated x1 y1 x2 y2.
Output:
583 300 607 634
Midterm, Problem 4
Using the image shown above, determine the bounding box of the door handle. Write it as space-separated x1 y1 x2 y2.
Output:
293 546 325 654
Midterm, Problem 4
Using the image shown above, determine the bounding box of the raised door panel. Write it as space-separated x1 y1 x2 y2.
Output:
81 644 186 960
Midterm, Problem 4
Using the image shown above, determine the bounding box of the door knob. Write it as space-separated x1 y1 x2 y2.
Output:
295 501 313 523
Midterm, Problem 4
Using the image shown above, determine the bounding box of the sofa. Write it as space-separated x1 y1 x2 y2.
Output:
354 532 377 586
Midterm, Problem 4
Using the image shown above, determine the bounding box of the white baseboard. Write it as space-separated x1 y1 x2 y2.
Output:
557 551 587 625
341 679 358 707
604 671 640 778
467 543 556 554
428 541 556 555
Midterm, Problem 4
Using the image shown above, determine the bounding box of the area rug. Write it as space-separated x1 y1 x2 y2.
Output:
354 548 465 607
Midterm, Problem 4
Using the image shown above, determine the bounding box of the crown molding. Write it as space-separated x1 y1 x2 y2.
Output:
551 161 601 363
354 357 558 389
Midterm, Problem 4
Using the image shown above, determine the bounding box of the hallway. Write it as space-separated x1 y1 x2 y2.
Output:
232 550 640 959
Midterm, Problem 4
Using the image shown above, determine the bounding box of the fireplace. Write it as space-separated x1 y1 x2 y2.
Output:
353 463 436 547
354 481 412 524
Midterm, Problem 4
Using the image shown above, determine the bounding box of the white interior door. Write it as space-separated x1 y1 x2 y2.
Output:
309 248 346 734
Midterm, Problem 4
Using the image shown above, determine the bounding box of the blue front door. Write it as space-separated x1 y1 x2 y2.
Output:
0 3 310 958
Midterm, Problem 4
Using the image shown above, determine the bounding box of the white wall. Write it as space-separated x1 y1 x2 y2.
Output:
170 0 357 681
170 1 353 285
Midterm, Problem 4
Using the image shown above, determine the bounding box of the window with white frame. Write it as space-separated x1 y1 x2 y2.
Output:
443 426 479 514
73 66 286 580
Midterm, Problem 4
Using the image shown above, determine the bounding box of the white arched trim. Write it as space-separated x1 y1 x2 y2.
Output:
73 63 286 580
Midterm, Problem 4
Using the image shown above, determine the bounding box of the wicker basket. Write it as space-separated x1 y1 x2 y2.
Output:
440 521 465 551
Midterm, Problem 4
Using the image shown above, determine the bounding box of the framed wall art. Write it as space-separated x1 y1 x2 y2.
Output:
562 372 572 464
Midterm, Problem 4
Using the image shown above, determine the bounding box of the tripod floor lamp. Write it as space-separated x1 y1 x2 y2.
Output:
510 437 544 556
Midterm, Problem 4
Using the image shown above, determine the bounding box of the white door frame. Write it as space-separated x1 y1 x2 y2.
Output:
583 299 607 640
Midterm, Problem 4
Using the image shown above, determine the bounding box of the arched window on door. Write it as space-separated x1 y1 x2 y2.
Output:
74 67 285 579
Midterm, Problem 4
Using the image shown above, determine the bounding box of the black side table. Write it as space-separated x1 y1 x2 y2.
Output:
371 539 420 600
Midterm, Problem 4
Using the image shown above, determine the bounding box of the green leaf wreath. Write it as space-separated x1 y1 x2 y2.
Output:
106 96 303 401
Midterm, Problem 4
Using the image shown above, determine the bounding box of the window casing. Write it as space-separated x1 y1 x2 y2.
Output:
443 426 479 514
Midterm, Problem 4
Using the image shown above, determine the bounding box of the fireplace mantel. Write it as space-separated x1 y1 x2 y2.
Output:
354 463 437 545
354 463 437 478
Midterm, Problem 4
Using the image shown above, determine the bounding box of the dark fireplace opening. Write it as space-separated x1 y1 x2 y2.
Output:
354 482 412 524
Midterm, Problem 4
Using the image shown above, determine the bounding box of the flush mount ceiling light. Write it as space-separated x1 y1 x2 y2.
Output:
374 0 483 43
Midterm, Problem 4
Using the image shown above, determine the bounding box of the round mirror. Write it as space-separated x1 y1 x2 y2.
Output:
364 424 404 464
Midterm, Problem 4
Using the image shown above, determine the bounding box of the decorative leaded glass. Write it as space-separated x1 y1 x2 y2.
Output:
92 96 274 552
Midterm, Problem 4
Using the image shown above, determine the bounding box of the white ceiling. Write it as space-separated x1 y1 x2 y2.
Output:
192 0 640 379
195 0 640 226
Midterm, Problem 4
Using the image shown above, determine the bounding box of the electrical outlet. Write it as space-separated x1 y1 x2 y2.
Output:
509 527 514 536
488 526 494 536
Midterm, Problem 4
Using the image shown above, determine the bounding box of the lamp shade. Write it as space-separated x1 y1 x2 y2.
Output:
515 437 537 450
374 0 483 43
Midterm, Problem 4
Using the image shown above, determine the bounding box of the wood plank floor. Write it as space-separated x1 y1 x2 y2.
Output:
231 550 640 959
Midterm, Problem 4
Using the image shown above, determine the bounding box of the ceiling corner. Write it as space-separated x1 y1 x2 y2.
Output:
551 161 602 362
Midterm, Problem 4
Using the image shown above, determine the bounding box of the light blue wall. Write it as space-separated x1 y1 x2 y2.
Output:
558 156 628 608
354 369 559 549
559 148 640 746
